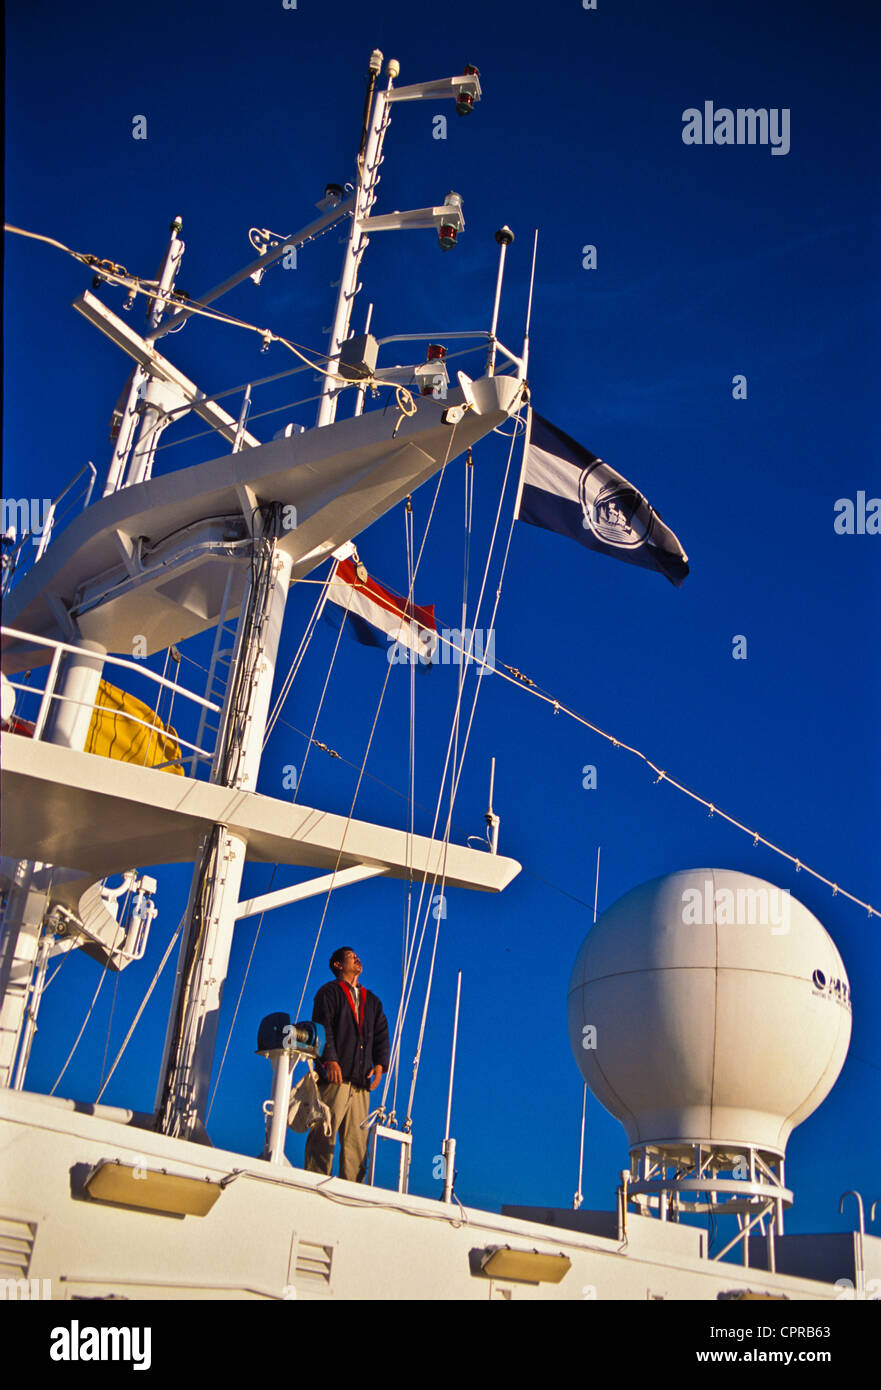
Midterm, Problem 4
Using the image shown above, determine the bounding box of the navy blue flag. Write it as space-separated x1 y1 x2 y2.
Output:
515 411 689 587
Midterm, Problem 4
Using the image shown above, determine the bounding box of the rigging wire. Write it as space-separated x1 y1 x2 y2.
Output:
292 422 463 1025
395 418 524 1124
152 544 880 927
4 222 417 432
94 914 185 1104
205 572 355 1117
288 567 355 802
263 563 335 750
384 417 524 1109
205 864 278 1123
50 963 109 1096
395 496 418 1121
100 967 122 1091
97 877 135 1084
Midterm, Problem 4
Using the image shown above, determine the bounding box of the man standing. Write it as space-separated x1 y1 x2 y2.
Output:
304 947 390 1183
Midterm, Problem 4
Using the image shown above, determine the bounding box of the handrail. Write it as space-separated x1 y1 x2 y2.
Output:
1 627 221 713
2 462 97 582
2 681 213 762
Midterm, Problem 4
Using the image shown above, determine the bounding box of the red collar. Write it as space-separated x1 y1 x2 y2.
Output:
338 980 365 1030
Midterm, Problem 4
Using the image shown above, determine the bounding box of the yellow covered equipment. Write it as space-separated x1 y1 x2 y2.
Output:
85 679 185 775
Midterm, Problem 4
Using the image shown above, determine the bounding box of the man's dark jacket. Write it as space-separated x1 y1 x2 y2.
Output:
312 980 390 1089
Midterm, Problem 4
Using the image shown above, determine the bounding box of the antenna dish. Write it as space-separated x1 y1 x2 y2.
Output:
568 869 851 1155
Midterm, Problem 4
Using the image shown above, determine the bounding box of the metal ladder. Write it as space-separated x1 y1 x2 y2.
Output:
189 572 240 776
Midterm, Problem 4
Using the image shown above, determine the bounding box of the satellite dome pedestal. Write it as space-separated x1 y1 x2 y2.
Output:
568 870 851 1267
625 1140 793 1267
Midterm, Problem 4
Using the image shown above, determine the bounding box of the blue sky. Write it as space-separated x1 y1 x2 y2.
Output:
4 0 880 1253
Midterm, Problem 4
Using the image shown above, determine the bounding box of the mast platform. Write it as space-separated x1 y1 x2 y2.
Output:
1 732 520 896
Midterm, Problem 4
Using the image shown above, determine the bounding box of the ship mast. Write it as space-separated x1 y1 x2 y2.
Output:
0 50 522 1139
152 53 486 1140
155 504 293 1138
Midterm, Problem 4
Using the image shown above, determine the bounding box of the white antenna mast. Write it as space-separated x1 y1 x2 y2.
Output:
103 217 185 496
485 756 500 853
316 54 482 428
574 845 601 1209
521 229 538 379
486 227 515 375
441 969 463 1204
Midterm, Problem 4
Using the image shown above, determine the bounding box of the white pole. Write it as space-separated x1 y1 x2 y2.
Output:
573 847 601 1210
486 228 514 376
155 523 294 1139
520 231 538 380
573 1082 587 1210
485 757 500 853
105 220 184 496
593 845 601 923
266 1051 294 1164
317 59 394 428
43 639 106 753
442 970 462 1204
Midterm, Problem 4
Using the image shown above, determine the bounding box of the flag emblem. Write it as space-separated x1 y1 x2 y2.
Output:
579 466 651 550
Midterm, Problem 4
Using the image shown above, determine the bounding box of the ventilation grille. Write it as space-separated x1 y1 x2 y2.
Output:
0 1216 36 1281
295 1240 333 1284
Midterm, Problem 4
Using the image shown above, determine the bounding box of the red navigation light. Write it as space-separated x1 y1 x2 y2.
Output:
420 344 448 396
438 225 458 252
457 65 480 116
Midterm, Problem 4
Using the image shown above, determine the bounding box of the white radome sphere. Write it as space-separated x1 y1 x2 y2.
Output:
567 870 851 1153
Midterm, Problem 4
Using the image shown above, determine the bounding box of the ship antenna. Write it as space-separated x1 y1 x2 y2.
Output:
486 227 515 376
485 756 500 854
574 845 600 1210
441 969 463 1204
317 51 395 429
358 50 384 174
521 229 538 380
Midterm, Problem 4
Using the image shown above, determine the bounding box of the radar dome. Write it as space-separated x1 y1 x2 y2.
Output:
567 869 851 1154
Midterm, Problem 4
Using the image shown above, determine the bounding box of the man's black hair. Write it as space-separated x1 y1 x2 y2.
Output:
329 946 355 977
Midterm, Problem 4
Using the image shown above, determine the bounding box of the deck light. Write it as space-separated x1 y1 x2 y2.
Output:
480 1245 572 1284
85 1160 222 1218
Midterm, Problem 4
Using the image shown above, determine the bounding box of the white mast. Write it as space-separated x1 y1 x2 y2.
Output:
103 218 185 496
155 506 293 1139
316 54 481 427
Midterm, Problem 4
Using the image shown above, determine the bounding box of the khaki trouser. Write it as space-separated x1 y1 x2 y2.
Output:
304 1081 370 1182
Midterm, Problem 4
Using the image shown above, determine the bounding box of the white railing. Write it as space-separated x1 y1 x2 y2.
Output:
1 462 97 596
1 626 222 773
